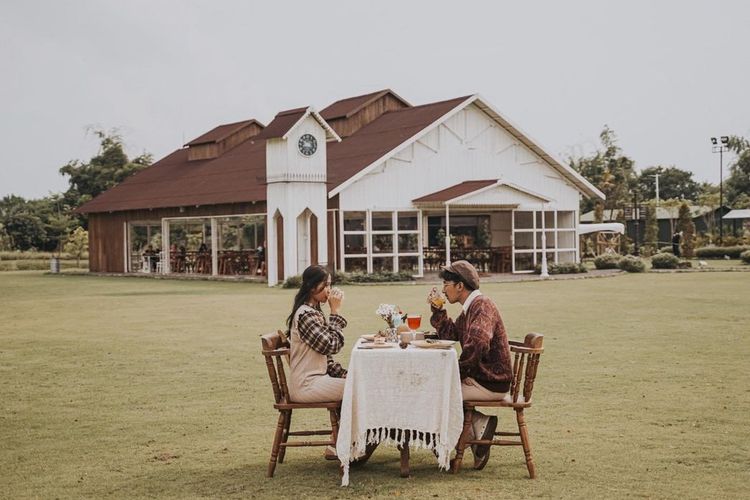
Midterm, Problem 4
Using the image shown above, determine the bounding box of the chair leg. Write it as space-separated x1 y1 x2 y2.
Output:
267 411 287 478
516 409 536 478
278 410 292 464
450 407 474 473
328 408 340 446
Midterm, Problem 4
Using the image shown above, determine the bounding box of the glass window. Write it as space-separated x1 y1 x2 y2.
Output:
514 252 535 271
398 256 419 273
343 211 366 231
398 212 418 231
558 211 575 229
515 211 533 229
558 251 576 263
372 234 393 254
372 257 394 273
344 234 367 254
344 257 367 273
398 234 419 253
371 212 393 231
535 231 556 249
557 230 576 249
514 232 534 250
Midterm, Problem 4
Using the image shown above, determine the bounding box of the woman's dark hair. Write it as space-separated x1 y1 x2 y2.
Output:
439 269 475 291
286 265 330 333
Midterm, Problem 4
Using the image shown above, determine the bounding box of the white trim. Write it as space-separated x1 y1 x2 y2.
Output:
446 180 552 205
329 94 604 201
328 95 476 197
282 107 342 143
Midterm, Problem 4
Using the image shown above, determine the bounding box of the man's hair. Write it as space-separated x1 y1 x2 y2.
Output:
439 269 476 291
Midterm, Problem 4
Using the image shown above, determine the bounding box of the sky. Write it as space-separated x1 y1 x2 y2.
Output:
1 0 748 199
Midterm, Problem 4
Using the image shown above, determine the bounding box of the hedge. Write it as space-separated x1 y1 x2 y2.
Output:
694 246 750 259
534 262 588 275
741 250 750 265
651 253 679 269
593 254 621 269
618 255 645 273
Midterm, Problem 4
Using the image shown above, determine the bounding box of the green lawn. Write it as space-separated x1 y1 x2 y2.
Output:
1 271 748 499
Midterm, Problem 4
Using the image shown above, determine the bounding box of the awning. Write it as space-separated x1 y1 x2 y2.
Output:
577 223 625 235
723 209 750 220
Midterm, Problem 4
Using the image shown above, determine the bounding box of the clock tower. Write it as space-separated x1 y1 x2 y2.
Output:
264 107 341 285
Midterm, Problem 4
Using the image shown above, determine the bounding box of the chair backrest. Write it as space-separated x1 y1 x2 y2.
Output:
508 333 544 404
261 330 291 405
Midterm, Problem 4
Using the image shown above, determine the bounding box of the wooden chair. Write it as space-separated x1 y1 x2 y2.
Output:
450 333 544 477
261 331 342 478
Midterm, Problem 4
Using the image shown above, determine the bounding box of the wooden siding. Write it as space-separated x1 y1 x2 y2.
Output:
187 143 219 161
87 202 266 272
327 93 409 138
310 212 318 266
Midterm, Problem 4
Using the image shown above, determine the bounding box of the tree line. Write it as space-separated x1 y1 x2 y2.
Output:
0 130 152 252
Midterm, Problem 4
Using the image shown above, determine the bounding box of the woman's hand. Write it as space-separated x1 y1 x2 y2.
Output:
328 287 344 315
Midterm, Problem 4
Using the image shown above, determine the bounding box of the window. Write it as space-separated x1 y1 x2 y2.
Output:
512 210 578 273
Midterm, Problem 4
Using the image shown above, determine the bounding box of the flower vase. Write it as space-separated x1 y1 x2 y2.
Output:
386 327 398 343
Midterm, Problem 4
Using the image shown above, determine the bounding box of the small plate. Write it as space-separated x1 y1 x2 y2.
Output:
360 334 377 341
411 339 456 349
358 343 395 349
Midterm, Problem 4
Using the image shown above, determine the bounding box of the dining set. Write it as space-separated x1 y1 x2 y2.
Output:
260 328 544 485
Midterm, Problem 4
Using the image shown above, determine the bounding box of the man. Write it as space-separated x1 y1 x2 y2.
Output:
672 231 682 257
428 260 513 470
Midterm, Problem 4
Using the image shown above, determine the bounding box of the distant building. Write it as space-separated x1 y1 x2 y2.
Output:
581 205 730 245
77 89 604 284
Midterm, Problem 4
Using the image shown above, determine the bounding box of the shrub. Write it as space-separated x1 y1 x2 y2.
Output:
16 261 49 271
594 253 621 270
0 262 14 271
345 271 415 283
695 246 750 259
659 246 674 254
282 275 302 289
618 255 645 273
677 260 693 269
534 262 588 275
741 250 750 265
651 252 679 269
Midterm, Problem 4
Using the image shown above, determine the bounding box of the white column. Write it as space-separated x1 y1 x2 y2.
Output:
161 219 170 274
445 203 451 265
211 217 218 276
540 205 549 278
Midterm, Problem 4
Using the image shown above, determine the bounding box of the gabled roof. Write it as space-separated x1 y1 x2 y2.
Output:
413 179 551 206
326 96 471 191
723 209 750 220
256 107 341 142
185 119 264 146
327 94 604 200
580 205 724 222
320 89 411 120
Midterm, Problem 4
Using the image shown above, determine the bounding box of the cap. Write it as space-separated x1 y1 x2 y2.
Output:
441 260 480 290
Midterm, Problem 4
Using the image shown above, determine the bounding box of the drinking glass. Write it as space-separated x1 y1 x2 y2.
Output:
406 314 422 331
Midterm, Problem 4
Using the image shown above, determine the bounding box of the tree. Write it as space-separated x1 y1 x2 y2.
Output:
0 195 47 251
697 191 721 241
643 201 658 256
60 129 152 223
569 126 637 214
677 202 695 258
725 135 750 208
637 166 699 201
63 227 89 268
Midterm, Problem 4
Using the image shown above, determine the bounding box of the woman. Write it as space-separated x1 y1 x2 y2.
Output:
286 265 347 403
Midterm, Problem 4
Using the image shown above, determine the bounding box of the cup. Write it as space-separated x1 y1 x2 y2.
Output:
413 331 425 341
399 331 413 344
406 314 422 331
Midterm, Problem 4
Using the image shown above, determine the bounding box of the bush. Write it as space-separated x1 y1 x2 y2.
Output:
534 262 588 275
16 261 49 271
677 260 693 269
695 246 750 259
651 252 679 269
618 255 645 273
741 250 750 265
593 253 621 269
282 275 302 289
659 246 674 254
344 271 415 283
0 251 89 261
0 262 14 271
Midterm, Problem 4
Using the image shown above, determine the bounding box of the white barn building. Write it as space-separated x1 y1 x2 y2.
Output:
78 90 604 285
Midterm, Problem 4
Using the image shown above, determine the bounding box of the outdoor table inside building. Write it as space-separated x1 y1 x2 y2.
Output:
336 337 464 486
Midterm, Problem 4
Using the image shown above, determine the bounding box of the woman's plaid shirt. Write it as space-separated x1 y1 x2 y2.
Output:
297 309 348 378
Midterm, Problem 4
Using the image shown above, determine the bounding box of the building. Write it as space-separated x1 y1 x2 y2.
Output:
77 89 604 285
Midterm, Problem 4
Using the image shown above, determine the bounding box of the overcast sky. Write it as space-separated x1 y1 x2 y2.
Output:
2 0 748 199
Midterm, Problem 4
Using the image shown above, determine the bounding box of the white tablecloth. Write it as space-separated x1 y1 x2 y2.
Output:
336 340 464 486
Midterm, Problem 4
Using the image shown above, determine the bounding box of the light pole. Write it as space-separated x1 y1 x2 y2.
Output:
711 136 729 244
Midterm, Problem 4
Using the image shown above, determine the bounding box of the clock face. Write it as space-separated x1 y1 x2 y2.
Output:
298 134 317 157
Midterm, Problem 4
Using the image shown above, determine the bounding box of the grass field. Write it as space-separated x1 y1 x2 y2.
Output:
1 271 748 499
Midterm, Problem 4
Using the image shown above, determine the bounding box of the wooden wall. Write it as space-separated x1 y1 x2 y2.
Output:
187 122 264 161
87 201 267 273
327 93 409 138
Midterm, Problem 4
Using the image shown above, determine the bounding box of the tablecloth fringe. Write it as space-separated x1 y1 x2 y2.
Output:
340 427 452 487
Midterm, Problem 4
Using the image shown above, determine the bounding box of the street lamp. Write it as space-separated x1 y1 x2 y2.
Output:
711 136 729 244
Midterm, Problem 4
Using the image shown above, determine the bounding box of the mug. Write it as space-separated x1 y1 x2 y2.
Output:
399 331 413 344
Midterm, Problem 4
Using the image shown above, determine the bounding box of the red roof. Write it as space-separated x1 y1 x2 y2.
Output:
185 119 264 146
412 180 498 203
76 93 470 214
320 89 410 120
